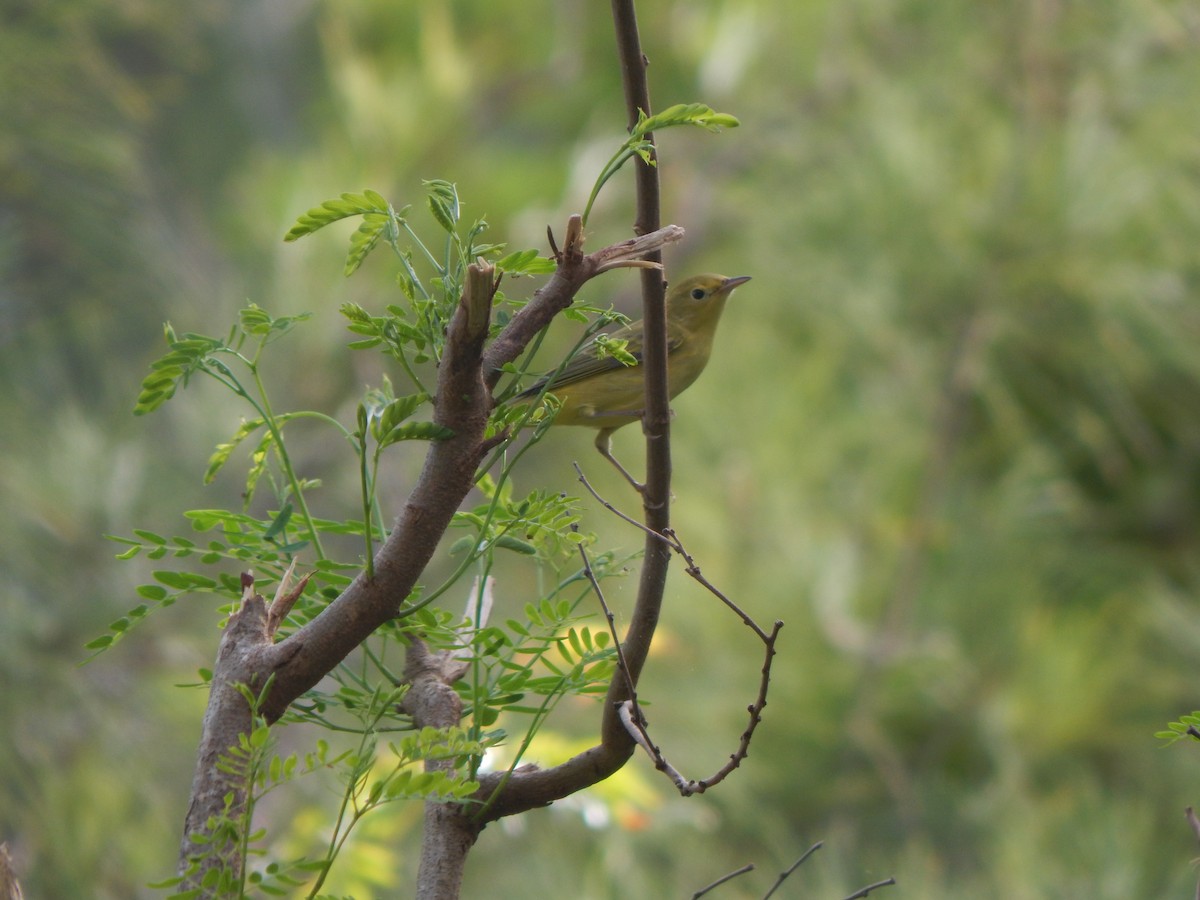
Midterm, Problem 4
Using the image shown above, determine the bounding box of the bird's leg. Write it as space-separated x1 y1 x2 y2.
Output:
594 427 645 492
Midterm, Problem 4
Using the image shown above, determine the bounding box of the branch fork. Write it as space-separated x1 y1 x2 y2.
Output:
178 219 685 888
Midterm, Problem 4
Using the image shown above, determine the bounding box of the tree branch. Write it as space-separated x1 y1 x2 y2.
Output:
602 0 672 756
459 0 676 825
178 5 699 891
481 219 683 385
178 574 297 884
575 467 782 796
404 638 473 900
177 226 678 886
251 223 680 725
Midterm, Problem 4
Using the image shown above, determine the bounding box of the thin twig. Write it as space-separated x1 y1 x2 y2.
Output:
762 842 823 900
592 0 674 768
574 461 661 534
841 877 898 900
614 702 655 756
691 863 755 899
663 527 772 641
574 530 688 788
574 462 783 795
574 527 639 707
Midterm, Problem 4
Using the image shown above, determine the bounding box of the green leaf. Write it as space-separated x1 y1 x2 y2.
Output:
345 213 389 276
153 570 218 591
205 418 266 485
371 393 431 443
341 301 372 324
237 306 312 340
262 504 294 542
186 510 223 531
592 334 638 367
378 421 455 447
568 627 586 658
132 334 224 416
494 535 537 555
283 190 392 241
244 428 276 506
384 770 414 799
368 780 386 805
632 102 740 138
495 248 557 276
448 536 476 556
147 875 187 890
424 179 459 233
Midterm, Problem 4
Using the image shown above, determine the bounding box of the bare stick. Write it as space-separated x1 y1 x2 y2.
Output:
841 877 898 900
663 527 774 640
762 842 823 899
443 9 691 825
574 530 687 788
574 463 783 794
691 863 756 899
574 527 640 708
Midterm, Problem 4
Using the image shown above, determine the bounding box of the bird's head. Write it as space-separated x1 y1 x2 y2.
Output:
667 273 751 327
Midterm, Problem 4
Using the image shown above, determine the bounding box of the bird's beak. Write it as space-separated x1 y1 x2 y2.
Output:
721 275 752 292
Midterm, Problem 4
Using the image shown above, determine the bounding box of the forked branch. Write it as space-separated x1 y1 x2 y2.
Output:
575 465 782 795
178 227 681 888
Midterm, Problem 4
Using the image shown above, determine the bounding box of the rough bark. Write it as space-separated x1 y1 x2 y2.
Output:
404 639 475 900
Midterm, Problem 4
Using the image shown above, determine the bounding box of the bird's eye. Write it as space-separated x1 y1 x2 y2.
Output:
690 288 707 300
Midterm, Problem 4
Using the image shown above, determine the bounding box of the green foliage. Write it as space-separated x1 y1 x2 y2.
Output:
1156 714 1200 747
451 473 588 562
590 333 639 368
581 102 739 226
104 174 664 893
134 310 313 417
493 248 557 276
283 190 392 242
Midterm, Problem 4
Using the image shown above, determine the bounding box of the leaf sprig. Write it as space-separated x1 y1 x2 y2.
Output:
582 102 739 226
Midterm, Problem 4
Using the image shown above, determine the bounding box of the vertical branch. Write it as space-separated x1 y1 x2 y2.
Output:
405 639 474 900
467 5 684 823
407 262 496 900
605 0 672 745
178 580 276 887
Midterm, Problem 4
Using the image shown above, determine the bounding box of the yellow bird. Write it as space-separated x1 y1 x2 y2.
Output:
518 273 750 485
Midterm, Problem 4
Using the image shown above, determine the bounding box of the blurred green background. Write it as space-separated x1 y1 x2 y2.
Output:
4 0 1200 896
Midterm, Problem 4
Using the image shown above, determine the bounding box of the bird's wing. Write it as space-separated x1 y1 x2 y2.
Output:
520 322 636 393
518 320 688 396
